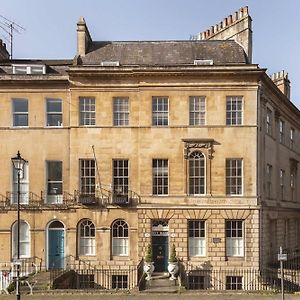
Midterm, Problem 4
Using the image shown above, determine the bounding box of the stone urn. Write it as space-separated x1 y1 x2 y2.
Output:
143 262 155 280
167 261 179 280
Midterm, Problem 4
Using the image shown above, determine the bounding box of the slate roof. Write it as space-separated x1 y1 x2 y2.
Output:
81 40 248 66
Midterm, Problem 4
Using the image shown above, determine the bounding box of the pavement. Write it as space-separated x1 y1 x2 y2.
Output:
0 293 300 300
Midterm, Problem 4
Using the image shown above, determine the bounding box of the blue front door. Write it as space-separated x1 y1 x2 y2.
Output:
48 229 64 269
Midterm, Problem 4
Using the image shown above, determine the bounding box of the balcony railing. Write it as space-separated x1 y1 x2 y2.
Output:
110 190 140 206
75 188 140 207
0 188 141 210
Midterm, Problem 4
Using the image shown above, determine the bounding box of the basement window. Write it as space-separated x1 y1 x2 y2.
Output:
12 64 46 74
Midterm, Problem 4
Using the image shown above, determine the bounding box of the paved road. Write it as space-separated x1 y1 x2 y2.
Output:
0 293 300 300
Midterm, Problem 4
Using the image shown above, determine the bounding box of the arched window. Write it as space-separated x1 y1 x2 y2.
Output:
78 220 96 255
189 151 205 195
12 220 30 258
112 220 128 256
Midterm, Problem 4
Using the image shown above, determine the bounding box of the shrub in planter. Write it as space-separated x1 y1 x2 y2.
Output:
143 244 155 280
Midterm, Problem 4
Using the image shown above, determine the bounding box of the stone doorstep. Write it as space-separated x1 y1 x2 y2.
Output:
145 272 179 293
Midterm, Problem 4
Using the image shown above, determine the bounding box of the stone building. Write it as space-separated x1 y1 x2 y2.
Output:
0 6 299 289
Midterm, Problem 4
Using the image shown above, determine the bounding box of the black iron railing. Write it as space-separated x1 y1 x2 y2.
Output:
181 266 300 293
268 249 300 269
50 259 142 290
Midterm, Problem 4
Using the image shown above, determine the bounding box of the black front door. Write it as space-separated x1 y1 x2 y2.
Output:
152 236 168 272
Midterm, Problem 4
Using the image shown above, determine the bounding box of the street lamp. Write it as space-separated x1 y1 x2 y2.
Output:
11 151 27 300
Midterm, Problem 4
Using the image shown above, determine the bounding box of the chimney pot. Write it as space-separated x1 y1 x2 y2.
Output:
235 11 239 21
239 7 244 18
228 15 233 24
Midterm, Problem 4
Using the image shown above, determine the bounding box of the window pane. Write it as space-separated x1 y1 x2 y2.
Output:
80 159 96 194
47 161 62 195
113 98 129 126
153 159 168 195
47 100 62 112
79 97 96 126
13 99 28 112
46 99 62 126
152 97 168 126
226 96 243 125
225 220 244 256
189 96 206 125
226 159 243 195
13 99 28 127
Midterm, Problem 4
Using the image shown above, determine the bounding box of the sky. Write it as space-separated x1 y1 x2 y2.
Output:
0 0 299 109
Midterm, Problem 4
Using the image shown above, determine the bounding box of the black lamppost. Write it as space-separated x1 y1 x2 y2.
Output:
11 151 27 300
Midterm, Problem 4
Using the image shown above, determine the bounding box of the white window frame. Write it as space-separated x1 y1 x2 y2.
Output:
12 99 28 127
226 159 243 195
46 99 63 127
152 159 169 195
112 220 129 256
79 159 96 195
279 119 285 144
79 97 96 126
226 276 243 290
225 220 244 257
226 96 243 125
189 96 206 126
290 128 295 149
12 220 31 259
12 161 29 204
266 108 272 135
113 159 129 195
188 151 206 195
12 64 46 75
280 169 285 200
78 220 96 256
188 220 206 257
46 161 63 204
113 97 129 126
266 164 272 199
152 97 169 126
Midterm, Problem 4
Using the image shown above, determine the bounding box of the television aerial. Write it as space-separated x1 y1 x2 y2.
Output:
0 14 25 59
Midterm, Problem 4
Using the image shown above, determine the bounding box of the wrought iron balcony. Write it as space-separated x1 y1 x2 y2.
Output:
1 191 78 210
0 188 141 211
75 188 110 207
110 190 140 206
75 188 140 207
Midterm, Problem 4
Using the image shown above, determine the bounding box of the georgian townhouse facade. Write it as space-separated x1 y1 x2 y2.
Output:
0 7 299 279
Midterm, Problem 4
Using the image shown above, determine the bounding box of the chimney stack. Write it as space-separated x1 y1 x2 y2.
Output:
0 39 9 61
271 71 291 100
77 17 92 57
195 6 253 63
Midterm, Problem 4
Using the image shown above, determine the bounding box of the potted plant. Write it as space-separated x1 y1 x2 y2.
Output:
143 244 155 280
168 244 179 280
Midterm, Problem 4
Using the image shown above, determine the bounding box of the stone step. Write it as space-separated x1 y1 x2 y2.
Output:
142 285 178 294
147 278 177 287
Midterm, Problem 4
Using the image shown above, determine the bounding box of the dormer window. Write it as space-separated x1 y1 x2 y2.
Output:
12 64 46 75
